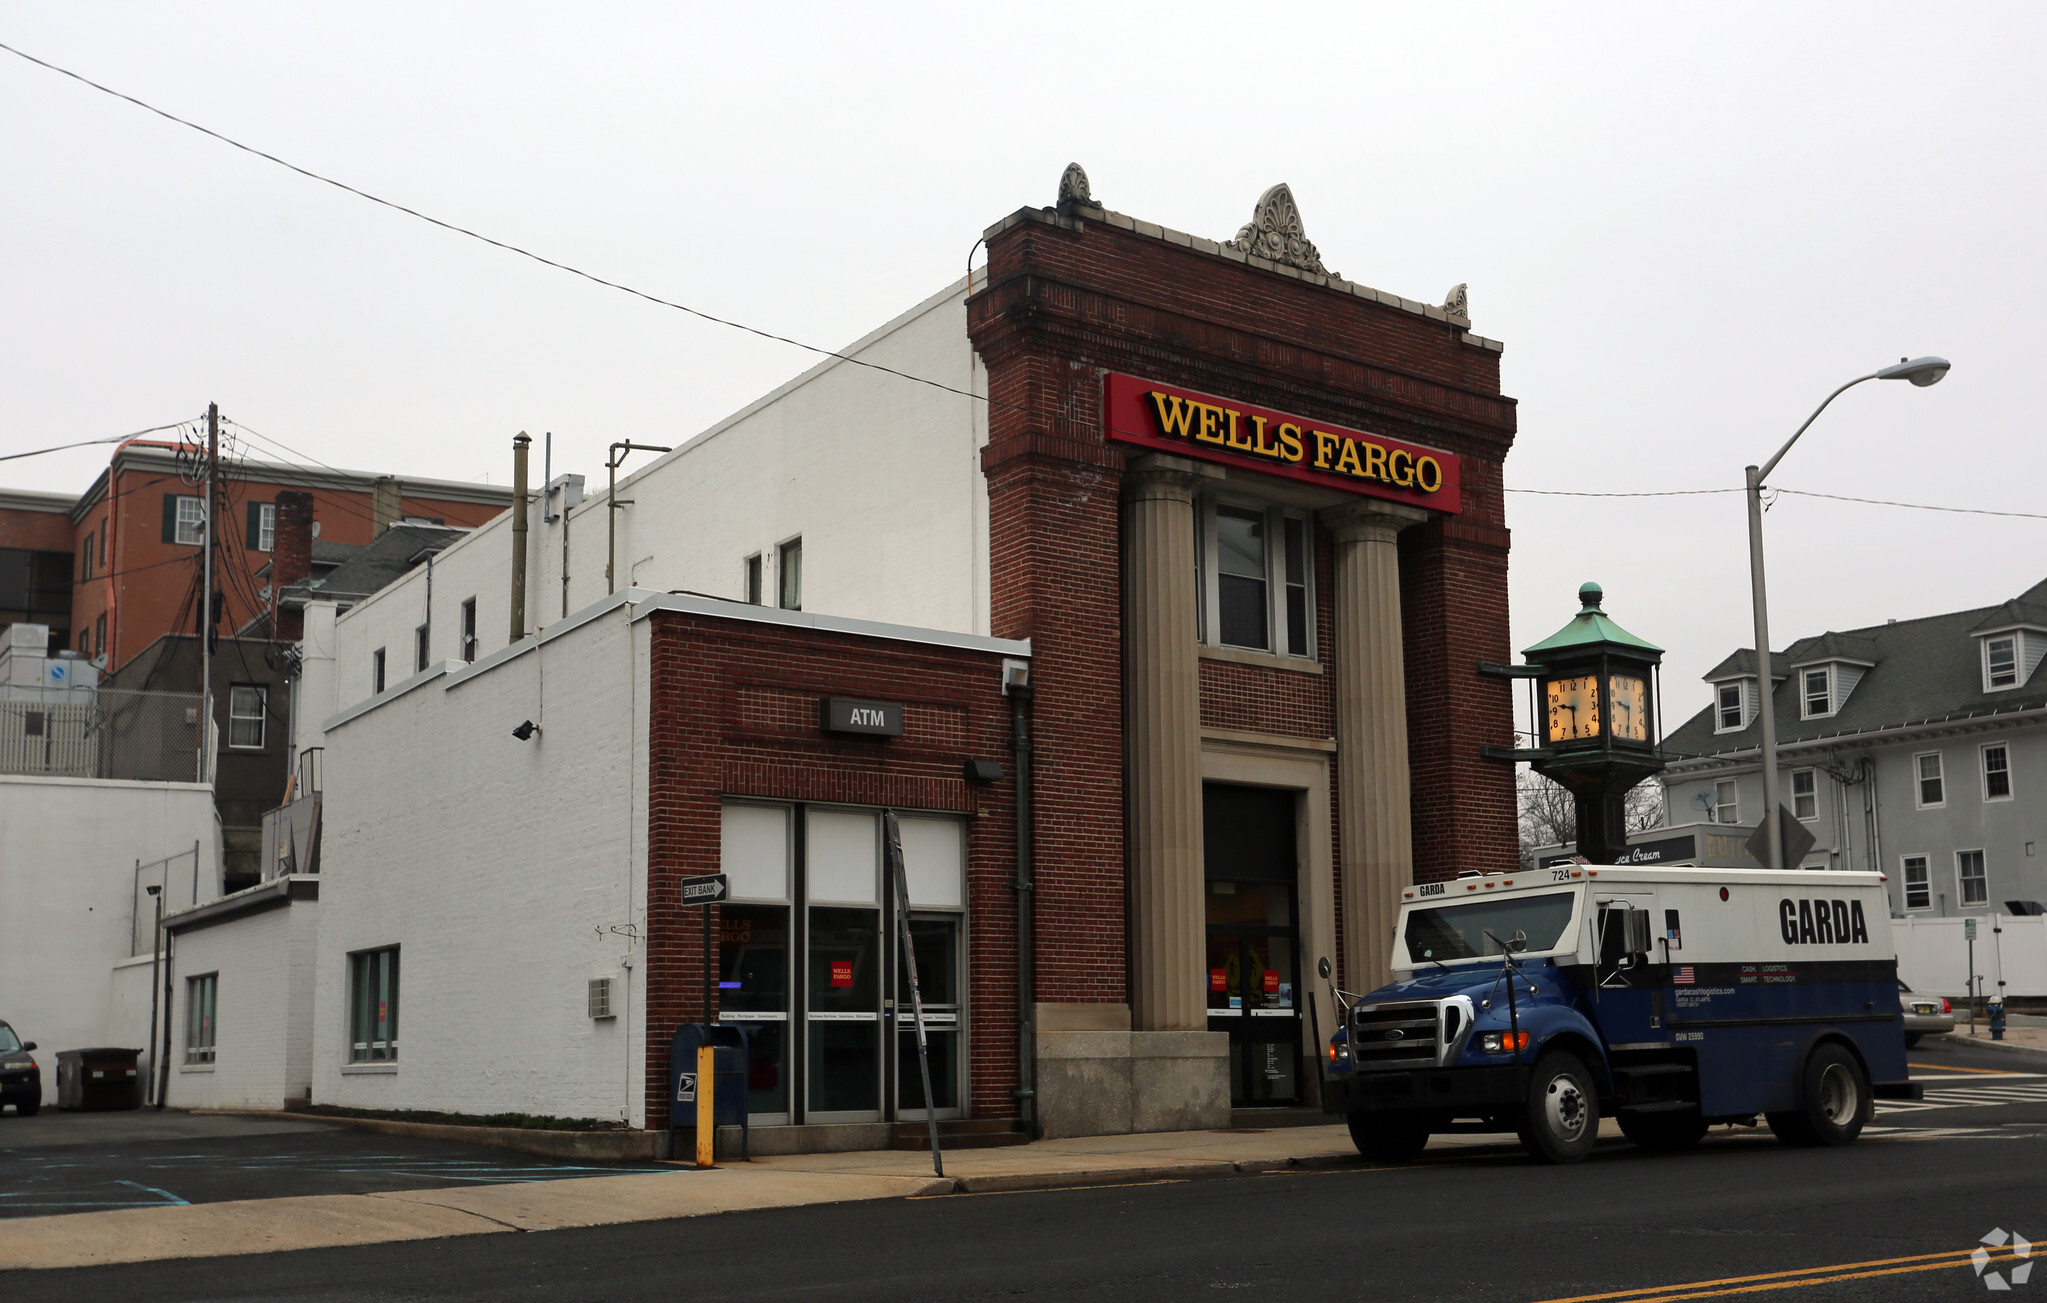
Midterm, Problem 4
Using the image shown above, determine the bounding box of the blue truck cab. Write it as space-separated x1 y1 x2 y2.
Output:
1320 865 1918 1163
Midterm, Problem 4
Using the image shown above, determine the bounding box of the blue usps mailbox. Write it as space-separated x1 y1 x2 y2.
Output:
669 1023 750 1160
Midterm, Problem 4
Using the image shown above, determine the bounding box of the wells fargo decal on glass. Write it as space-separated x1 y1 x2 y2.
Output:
1103 373 1461 514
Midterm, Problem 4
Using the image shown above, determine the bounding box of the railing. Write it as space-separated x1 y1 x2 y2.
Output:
0 689 210 784
131 843 209 956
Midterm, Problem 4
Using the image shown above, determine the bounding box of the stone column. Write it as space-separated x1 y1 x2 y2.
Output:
1123 455 1212 1031
1323 500 1429 994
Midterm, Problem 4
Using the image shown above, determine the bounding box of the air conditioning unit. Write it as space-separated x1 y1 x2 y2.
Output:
587 977 615 1020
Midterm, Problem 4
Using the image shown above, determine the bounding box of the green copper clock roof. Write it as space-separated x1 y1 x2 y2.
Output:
1523 582 1665 657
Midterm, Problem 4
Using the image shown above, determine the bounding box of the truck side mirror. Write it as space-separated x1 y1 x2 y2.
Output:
1317 956 1332 980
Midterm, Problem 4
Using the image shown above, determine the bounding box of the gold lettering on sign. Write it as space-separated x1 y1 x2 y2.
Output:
1196 404 1226 444
1387 449 1414 488
1313 430 1339 469
1149 392 1198 439
1277 423 1303 463
1226 409 1255 451
1361 442 1388 482
1333 438 1365 478
1414 456 1443 493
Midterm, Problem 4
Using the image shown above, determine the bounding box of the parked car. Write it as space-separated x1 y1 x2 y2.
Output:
1900 981 1955 1047
0 1021 41 1116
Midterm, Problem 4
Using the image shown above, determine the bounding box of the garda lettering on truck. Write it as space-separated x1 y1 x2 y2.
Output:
1777 898 1871 945
1102 373 1461 514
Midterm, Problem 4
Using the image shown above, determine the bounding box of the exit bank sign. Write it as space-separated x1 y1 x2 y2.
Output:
820 696 903 738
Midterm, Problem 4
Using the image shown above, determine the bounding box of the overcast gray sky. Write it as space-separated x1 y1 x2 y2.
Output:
4 4 2042 729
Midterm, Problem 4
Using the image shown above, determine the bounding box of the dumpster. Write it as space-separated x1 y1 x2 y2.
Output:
669 1024 749 1159
56 1048 142 1111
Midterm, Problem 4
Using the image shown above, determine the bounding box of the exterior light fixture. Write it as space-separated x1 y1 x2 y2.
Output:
1875 356 1951 387
511 720 541 741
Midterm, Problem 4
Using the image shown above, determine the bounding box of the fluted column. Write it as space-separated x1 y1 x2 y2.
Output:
1124 455 1211 1031
1323 500 1428 994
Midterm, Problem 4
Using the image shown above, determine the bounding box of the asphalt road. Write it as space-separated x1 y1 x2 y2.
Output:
9 1039 2047 1302
0 1111 664 1217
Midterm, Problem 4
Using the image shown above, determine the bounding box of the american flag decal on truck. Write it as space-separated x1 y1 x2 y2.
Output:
1673 966 1695 985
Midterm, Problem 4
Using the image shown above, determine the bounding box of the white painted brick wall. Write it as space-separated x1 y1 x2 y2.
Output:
309 279 983 731
0 776 220 1101
312 604 650 1125
165 894 319 1111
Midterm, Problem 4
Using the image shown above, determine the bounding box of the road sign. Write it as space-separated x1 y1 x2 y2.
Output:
1744 812 1816 869
680 874 729 906
1966 918 1978 941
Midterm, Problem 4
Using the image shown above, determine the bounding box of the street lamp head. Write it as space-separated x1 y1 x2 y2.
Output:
1877 355 1951 387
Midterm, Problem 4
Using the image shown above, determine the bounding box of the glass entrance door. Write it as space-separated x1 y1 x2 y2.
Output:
1203 783 1304 1108
895 914 962 1120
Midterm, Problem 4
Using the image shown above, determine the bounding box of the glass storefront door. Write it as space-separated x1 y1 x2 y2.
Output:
1203 783 1304 1108
718 801 964 1126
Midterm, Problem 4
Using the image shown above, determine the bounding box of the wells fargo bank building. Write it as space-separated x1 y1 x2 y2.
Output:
284 167 1520 1145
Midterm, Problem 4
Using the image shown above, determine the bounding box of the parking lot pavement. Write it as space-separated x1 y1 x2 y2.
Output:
0 1110 665 1219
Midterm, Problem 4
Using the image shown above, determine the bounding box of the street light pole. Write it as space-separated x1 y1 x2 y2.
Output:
1745 357 1950 869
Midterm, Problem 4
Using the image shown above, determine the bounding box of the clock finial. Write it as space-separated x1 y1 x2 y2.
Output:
1579 582 1604 612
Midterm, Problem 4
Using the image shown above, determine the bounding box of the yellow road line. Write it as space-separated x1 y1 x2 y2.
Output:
1909 1061 2014 1074
1523 1246 2014 1303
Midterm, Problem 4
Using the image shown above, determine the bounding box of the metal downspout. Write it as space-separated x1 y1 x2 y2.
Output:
1008 682 1037 1138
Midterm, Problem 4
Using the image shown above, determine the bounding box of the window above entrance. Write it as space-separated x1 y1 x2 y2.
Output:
1196 497 1314 659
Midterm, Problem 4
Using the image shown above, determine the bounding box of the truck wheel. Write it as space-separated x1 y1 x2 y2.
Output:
1521 1052 1600 1164
1617 1110 1706 1151
1904 1033 1922 1048
1794 1043 1870 1146
1347 1111 1430 1162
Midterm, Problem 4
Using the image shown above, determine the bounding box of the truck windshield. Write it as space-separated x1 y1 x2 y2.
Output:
1403 891 1577 964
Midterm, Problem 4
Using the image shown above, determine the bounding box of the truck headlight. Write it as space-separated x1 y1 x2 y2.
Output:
1479 1031 1528 1054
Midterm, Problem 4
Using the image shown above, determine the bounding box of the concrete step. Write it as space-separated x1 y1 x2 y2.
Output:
891 1119 1029 1151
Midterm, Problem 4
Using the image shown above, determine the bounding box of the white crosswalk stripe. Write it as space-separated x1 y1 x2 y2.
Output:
1879 1078 2047 1114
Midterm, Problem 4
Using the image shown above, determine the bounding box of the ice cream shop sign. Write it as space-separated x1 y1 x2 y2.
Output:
1103 372 1462 514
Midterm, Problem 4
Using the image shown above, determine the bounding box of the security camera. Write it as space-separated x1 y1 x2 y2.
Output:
511 720 541 741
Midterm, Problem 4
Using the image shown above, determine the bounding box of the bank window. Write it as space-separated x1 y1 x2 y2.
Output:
1791 768 1817 821
1901 855 1931 911
81 530 95 580
414 622 430 673
1957 849 1987 907
460 598 477 662
744 554 764 605
349 947 399 1062
185 973 217 1064
371 648 386 695
1713 778 1738 825
254 502 276 554
1801 667 1832 719
1199 499 1314 658
778 539 802 611
228 685 266 749
1985 636 2019 690
1984 744 2012 801
1916 752 1944 808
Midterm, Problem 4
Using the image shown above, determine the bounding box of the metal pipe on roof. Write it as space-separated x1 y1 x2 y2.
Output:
510 434 530 643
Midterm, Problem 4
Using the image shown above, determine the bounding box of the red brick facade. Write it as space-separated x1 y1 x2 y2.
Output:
643 610 1020 1129
968 204 1520 988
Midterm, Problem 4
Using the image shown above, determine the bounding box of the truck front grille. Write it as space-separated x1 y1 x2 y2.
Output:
1351 1001 1441 1070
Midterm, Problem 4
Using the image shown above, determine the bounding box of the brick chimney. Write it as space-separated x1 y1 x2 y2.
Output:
371 476 401 535
272 490 315 641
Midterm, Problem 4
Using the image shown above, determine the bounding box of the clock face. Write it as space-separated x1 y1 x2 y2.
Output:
1544 675 1601 742
1608 675 1649 742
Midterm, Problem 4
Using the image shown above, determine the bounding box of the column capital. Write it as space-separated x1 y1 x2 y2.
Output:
1318 499 1430 545
1123 453 1223 504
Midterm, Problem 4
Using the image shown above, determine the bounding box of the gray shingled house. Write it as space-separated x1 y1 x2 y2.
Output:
1661 578 2047 919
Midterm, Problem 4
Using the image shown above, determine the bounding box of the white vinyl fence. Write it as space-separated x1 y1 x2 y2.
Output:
1893 913 2047 1000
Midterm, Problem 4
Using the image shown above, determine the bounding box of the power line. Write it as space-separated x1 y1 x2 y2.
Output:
0 421 193 464
1775 488 2047 522
0 40 996 411
1505 487 1740 498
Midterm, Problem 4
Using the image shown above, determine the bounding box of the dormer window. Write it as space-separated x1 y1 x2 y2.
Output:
1801 667 1832 719
1986 635 2019 690
1713 679 1756 734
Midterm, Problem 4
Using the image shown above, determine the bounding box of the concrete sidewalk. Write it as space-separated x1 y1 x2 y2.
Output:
0 1122 1432 1272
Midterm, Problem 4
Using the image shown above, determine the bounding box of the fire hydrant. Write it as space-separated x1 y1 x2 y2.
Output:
1989 997 2007 1041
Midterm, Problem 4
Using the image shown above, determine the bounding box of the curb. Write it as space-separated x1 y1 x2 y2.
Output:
188 1109 665 1162
1945 1035 2047 1060
950 1160 1240 1193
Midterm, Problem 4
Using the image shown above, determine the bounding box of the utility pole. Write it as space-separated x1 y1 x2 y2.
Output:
199 402 218 783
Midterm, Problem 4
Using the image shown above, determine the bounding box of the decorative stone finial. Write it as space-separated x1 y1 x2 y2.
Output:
1579 582 1604 611
1057 162 1092 207
1225 183 1329 275
1443 283 1469 318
